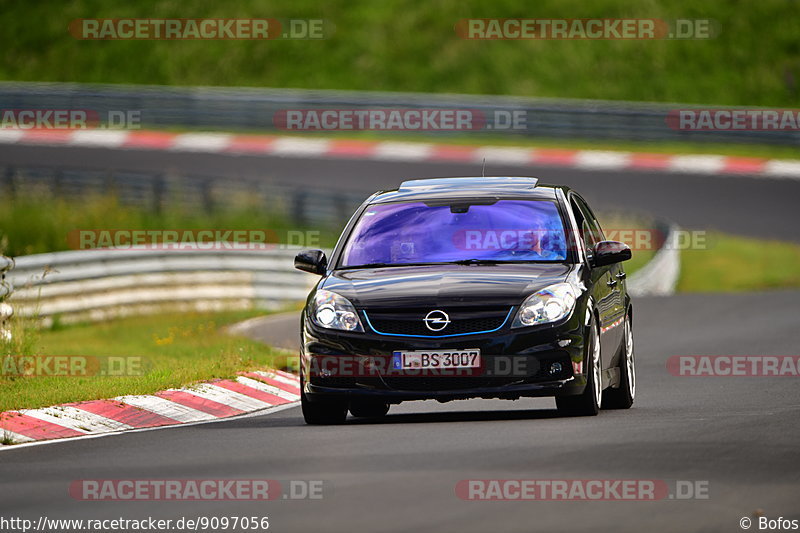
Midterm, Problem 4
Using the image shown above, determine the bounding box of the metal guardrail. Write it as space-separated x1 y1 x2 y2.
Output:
1 164 367 227
0 82 796 146
7 247 315 326
0 255 13 340
627 222 680 297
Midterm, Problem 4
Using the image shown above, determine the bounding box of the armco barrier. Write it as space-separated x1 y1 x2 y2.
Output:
627 223 681 297
7 247 315 325
0 82 796 146
1 165 368 227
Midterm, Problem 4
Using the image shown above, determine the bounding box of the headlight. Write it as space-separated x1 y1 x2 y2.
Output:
512 283 577 328
310 290 364 332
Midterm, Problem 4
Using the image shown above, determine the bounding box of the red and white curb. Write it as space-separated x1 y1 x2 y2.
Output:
0 369 300 447
0 128 799 179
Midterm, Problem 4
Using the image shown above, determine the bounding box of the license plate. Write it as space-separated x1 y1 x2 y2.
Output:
392 350 481 370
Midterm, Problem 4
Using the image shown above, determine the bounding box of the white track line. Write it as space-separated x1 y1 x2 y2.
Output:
763 159 800 179
69 130 130 148
270 137 331 156
668 155 727 174
474 146 533 165
372 142 434 161
170 133 233 152
574 150 632 170
0 130 27 143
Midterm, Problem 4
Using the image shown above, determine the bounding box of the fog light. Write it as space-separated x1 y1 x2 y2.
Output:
549 362 563 375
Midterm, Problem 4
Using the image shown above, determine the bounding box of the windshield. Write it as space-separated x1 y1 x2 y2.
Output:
340 199 568 267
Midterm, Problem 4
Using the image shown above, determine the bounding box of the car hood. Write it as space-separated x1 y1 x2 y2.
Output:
321 264 575 308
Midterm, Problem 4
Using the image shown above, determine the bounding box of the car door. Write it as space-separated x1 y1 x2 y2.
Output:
570 195 620 369
577 197 627 337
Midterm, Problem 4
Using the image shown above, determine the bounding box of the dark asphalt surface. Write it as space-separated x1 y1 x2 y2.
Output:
1 143 799 242
2 291 799 533
2 143 799 532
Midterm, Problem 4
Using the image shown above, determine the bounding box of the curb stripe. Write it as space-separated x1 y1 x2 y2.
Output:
186 383 274 412
246 371 302 396
238 375 300 401
226 134 276 153
115 395 218 423
21 406 133 433
0 412 84 440
215 379 291 405
0 129 798 179
0 371 301 447
155 390 244 417
68 399 180 428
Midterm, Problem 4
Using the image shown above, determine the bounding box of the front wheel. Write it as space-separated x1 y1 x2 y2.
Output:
556 316 601 417
301 381 348 425
603 314 635 409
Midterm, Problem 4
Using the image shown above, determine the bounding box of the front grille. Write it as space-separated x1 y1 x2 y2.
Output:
364 306 512 337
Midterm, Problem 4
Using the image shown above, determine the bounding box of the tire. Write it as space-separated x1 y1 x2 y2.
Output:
556 316 602 416
603 313 635 409
349 400 390 418
301 379 348 425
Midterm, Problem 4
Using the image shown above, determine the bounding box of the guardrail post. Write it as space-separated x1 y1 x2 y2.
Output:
0 255 13 342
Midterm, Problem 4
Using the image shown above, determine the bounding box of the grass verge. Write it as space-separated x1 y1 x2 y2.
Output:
678 233 800 292
0 310 291 412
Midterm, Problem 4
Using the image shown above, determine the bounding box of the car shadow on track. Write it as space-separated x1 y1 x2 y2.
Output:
347 408 563 425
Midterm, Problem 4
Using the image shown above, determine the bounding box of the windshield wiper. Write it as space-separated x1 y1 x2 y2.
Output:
448 258 559 265
342 262 439 269
449 258 504 265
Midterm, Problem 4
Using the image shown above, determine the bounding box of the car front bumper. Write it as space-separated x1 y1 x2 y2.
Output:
301 312 589 402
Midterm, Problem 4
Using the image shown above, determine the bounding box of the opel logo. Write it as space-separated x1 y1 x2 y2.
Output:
424 310 451 332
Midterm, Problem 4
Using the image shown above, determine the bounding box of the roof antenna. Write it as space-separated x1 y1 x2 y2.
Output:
481 157 486 177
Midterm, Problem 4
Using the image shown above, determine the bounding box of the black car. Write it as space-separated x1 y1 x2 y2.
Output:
294 177 635 424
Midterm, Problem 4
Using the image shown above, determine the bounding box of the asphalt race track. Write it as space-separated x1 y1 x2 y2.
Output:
1 291 799 532
1 144 799 532
1 143 800 242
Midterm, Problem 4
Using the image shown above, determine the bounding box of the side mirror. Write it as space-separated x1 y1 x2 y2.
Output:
294 249 328 275
591 241 631 268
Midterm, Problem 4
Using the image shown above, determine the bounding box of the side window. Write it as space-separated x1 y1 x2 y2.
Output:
574 197 604 249
569 196 601 254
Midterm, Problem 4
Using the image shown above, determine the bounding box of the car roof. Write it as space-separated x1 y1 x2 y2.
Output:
369 177 564 203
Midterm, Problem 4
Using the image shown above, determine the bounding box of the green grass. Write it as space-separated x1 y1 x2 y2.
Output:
0 191 339 257
678 233 800 292
0 310 292 412
0 0 797 107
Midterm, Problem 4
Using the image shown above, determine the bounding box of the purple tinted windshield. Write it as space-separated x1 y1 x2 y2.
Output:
341 200 568 267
